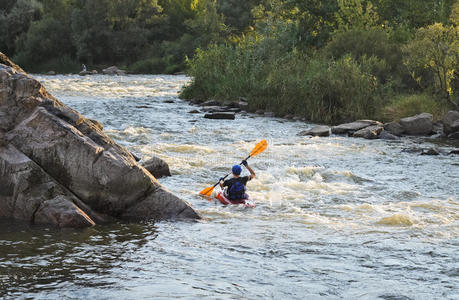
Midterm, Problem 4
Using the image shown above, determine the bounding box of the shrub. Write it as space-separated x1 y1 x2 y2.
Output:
128 57 166 74
382 93 450 121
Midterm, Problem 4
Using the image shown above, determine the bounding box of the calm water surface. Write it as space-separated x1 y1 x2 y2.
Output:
1 74 458 299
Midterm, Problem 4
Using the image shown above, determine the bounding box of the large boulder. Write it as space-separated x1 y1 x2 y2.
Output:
399 113 433 135
142 156 171 179
443 110 459 134
102 66 126 75
331 120 382 134
298 125 331 137
384 121 405 136
0 52 200 227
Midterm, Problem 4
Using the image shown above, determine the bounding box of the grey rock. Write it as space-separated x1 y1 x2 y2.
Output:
402 147 423 154
264 112 275 117
379 131 400 140
102 66 126 75
238 101 249 110
222 101 239 108
87 119 104 131
79 71 92 76
142 156 171 178
353 125 384 139
449 149 459 155
188 109 200 114
204 113 235 120
200 106 229 113
448 131 459 139
420 148 440 156
443 110 459 134
34 196 96 227
46 71 56 75
399 113 433 135
0 52 200 227
255 109 264 115
200 100 220 106
432 122 444 135
332 120 382 134
0 144 100 227
298 125 330 137
384 121 405 136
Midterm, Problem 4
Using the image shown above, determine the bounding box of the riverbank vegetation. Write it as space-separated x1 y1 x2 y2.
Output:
181 0 459 123
1 0 458 123
1 0 229 73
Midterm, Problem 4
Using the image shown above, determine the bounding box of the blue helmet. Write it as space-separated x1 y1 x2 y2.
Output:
232 165 242 175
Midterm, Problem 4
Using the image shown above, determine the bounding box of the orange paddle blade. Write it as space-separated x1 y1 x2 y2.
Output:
199 186 214 197
250 139 268 157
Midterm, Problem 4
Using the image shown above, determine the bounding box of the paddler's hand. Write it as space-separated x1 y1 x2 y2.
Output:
219 177 224 183
241 160 248 167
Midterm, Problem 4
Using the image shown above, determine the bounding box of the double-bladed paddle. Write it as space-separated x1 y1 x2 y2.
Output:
199 139 268 197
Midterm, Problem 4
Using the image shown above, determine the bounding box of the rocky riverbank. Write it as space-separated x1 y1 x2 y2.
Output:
185 98 459 144
0 52 200 227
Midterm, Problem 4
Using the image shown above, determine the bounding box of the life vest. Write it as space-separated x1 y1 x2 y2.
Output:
226 178 247 200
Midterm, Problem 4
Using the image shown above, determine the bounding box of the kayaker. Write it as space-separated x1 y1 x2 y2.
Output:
219 160 256 203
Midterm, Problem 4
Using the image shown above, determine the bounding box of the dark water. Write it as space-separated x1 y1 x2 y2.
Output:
1 74 458 299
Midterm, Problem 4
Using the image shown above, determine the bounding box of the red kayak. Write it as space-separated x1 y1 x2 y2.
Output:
216 192 256 208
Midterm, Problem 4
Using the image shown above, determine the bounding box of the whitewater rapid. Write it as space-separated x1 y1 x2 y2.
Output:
1 74 457 299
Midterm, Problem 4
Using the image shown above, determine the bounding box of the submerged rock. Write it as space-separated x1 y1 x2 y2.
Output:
0 52 200 227
399 113 433 135
204 112 235 120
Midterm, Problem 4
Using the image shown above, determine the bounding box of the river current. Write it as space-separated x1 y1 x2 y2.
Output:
1 74 458 299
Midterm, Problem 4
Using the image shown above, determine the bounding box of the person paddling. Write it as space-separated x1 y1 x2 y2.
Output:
219 160 256 203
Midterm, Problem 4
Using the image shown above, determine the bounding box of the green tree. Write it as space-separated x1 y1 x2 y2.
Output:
374 0 456 28
403 23 459 108
0 0 42 56
335 0 380 32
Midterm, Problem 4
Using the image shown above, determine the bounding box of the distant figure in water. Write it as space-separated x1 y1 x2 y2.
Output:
82 64 87 72
219 160 256 203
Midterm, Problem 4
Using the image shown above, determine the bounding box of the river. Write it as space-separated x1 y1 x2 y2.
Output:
1 74 458 299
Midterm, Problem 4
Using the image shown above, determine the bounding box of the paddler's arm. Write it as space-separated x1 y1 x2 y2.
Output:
242 160 256 179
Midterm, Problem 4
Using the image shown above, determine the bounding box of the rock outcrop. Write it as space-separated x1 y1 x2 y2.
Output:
0 52 200 227
443 110 459 136
399 113 433 135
